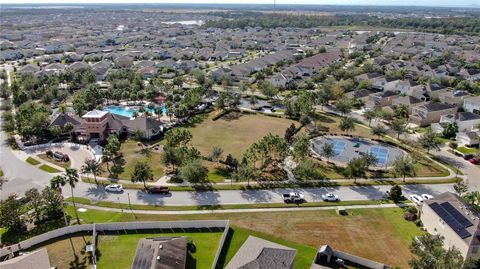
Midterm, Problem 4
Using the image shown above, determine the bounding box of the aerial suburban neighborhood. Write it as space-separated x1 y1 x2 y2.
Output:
0 2 479 269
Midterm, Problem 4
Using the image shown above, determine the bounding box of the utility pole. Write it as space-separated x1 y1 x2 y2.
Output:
273 0 276 14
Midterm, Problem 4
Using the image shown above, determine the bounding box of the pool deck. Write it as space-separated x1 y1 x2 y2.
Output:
311 135 406 169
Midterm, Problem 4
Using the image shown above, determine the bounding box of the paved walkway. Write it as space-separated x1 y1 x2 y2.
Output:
73 202 411 215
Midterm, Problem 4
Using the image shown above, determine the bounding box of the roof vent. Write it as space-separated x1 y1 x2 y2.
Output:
159 244 163 249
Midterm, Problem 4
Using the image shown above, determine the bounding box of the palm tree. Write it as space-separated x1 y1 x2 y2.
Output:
64 168 80 223
50 175 66 192
393 156 416 182
464 191 480 207
81 158 104 185
363 109 377 127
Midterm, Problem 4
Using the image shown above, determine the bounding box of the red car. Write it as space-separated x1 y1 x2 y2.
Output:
469 158 479 165
147 186 170 194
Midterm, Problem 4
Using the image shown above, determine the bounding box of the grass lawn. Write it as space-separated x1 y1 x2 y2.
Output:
68 206 421 268
0 169 3 176
204 160 230 183
189 111 298 159
29 235 93 269
100 140 164 180
39 164 62 173
26 156 40 165
457 146 479 155
311 112 373 138
37 153 71 168
96 232 223 269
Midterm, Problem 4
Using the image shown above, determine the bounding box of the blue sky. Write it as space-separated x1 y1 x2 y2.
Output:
0 0 478 7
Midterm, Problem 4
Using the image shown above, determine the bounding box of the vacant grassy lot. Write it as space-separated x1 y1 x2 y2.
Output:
311 112 372 138
100 140 164 180
96 232 223 269
189 111 298 159
31 235 93 269
39 164 62 173
37 153 71 168
68 206 421 268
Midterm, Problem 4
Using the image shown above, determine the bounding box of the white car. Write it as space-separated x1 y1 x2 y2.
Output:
322 193 340 202
410 194 424 206
105 184 123 193
421 194 434 200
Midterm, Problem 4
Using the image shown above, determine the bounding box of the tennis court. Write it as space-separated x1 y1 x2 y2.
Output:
332 140 347 155
369 146 389 165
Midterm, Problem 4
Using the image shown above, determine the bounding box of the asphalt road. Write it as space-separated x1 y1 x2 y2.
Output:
68 182 454 206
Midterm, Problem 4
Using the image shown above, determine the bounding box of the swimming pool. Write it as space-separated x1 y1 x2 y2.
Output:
104 105 167 118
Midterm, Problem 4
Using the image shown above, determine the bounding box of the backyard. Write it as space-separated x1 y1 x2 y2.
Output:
67 206 422 268
31 235 93 269
189 111 298 159
96 232 223 269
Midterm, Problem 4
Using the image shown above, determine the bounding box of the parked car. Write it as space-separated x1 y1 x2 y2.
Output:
421 194 434 200
410 194 424 206
463 154 474 160
147 186 170 194
282 192 305 203
322 193 340 202
469 158 479 165
105 184 123 192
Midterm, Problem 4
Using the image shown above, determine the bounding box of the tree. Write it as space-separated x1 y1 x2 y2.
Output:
442 122 458 139
64 168 80 222
0 195 25 232
393 156 416 182
25 188 43 222
42 187 64 219
339 117 355 135
371 125 387 140
105 135 121 156
395 104 409 119
162 147 182 174
164 128 192 148
210 147 224 163
389 185 403 202
224 154 239 172
258 80 278 99
390 118 408 139
284 123 297 144
81 158 104 185
453 180 469 196
316 87 332 110
50 124 62 139
335 98 353 116
131 161 153 189
293 134 310 161
50 175 66 191
419 128 442 153
320 142 335 161
232 162 256 186
464 191 480 207
345 157 367 182
180 160 208 183
294 159 323 181
363 109 377 126
409 234 478 269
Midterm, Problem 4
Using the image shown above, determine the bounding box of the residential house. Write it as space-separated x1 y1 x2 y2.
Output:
269 73 292 88
92 60 112 81
458 69 480 82
420 192 480 260
410 102 458 127
438 90 471 106
463 96 480 114
456 131 479 146
391 95 425 114
225 236 296 269
440 112 480 132
345 89 377 103
365 91 399 110
131 237 187 269
17 63 40 76
426 83 449 100
114 55 134 68
0 248 51 269
211 67 232 82
354 73 386 90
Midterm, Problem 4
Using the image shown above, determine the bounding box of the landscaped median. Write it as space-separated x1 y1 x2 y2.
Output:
65 196 402 212
81 176 461 192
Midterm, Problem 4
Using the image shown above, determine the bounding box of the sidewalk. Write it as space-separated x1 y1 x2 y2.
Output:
73 202 411 215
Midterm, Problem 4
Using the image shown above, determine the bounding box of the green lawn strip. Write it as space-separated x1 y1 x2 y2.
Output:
373 207 425 243
96 232 222 269
26 156 40 165
82 176 460 192
0 169 3 177
457 147 479 155
39 164 62 173
36 153 71 169
219 226 317 269
66 197 395 211
430 155 464 176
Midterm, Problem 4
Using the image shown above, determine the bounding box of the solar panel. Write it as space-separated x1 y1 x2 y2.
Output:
430 202 473 239
441 202 473 228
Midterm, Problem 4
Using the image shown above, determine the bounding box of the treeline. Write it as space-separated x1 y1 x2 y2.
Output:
204 13 480 35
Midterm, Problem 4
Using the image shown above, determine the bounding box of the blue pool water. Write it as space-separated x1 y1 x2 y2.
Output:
104 105 167 118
